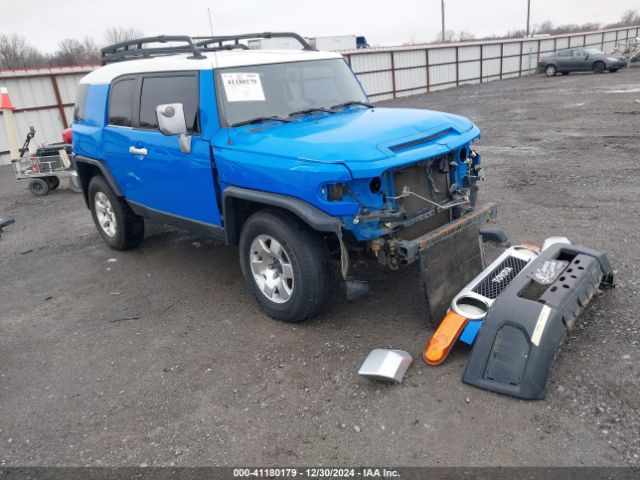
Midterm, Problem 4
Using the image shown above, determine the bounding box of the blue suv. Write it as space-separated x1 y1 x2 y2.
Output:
72 33 492 323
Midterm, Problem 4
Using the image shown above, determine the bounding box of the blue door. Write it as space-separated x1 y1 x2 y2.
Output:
103 71 221 227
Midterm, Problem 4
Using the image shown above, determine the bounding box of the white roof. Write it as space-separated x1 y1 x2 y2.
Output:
81 49 343 84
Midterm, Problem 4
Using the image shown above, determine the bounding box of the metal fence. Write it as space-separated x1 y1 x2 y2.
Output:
0 66 95 165
0 26 638 165
344 26 640 101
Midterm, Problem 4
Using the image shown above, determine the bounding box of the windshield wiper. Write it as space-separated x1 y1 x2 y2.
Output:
231 116 293 127
288 107 335 117
330 101 374 110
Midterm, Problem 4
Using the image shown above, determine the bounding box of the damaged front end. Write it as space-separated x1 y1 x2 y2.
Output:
328 136 496 322
365 148 485 272
331 146 487 268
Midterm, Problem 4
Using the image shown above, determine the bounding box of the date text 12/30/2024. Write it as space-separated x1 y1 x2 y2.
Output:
233 468 401 478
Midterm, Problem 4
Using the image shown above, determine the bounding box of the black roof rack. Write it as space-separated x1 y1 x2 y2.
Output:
101 32 314 65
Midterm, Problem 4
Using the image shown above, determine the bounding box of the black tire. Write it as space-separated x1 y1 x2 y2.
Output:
609 68 619 73
593 61 605 73
545 64 557 77
88 175 144 250
239 209 332 323
44 176 60 190
29 178 49 196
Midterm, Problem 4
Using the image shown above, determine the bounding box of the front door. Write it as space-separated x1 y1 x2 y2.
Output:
103 72 221 227
570 49 590 70
555 50 573 70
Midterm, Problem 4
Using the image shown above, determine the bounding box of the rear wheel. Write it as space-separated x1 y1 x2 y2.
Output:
29 178 49 196
593 61 605 73
44 176 60 190
545 65 557 77
239 209 332 323
88 176 144 250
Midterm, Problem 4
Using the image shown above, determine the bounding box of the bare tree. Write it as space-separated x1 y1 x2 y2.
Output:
82 37 101 64
53 39 85 65
50 37 101 66
104 27 143 45
434 30 457 43
619 9 640 26
536 21 554 34
0 33 46 69
457 31 476 42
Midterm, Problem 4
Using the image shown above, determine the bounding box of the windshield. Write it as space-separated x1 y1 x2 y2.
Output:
217 59 368 126
585 48 604 55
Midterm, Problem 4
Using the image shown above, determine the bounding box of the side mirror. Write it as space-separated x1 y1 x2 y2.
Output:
156 103 192 154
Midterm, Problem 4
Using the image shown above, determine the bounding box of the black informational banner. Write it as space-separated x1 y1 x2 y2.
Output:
1 467 640 480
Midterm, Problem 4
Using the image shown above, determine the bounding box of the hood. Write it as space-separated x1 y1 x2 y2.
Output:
216 107 478 176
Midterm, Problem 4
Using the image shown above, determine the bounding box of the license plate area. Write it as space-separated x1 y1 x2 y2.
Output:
419 224 485 325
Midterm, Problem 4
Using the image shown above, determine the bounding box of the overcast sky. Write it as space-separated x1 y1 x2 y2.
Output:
3 0 638 52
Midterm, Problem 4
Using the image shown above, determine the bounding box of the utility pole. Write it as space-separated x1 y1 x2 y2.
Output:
207 7 214 36
441 0 445 42
526 0 531 37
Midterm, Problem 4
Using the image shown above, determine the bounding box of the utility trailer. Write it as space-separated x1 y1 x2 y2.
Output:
11 144 81 196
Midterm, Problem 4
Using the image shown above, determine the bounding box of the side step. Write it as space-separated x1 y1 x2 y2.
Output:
462 244 613 400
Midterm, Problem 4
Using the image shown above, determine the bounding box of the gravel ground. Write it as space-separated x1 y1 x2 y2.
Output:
0 68 639 467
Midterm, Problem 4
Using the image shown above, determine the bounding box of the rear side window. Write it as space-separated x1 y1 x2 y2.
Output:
139 74 199 132
108 78 135 126
73 83 89 121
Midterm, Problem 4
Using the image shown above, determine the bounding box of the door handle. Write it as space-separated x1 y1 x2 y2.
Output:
128 146 147 156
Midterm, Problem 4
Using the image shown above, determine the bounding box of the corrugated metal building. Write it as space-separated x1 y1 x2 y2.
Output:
1 25 638 165
0 66 95 165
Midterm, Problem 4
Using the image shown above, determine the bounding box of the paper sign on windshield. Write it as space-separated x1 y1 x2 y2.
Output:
221 73 265 102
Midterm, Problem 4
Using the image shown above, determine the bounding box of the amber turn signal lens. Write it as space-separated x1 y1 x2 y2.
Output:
423 311 469 366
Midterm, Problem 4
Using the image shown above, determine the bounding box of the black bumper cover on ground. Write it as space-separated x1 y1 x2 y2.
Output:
462 244 613 400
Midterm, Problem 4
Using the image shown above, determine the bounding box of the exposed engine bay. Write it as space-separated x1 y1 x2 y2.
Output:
364 148 484 270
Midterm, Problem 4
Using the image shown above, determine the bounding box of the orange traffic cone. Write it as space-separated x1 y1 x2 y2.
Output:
1 87 20 158
0 87 15 110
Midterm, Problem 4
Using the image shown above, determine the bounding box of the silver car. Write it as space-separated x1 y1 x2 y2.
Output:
538 48 626 76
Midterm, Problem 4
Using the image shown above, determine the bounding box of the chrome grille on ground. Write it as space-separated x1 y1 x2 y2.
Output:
472 256 528 299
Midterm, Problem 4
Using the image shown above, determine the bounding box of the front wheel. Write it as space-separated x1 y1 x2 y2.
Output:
239 209 332 323
545 65 557 77
593 61 605 73
88 176 144 250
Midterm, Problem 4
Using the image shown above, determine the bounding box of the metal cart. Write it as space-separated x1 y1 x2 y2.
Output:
11 145 81 196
